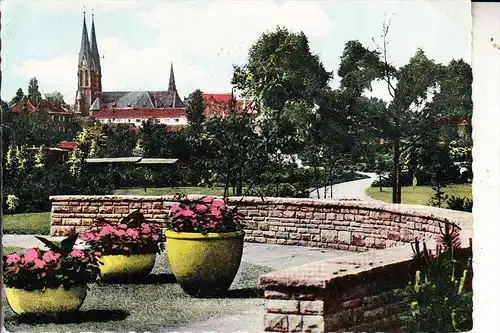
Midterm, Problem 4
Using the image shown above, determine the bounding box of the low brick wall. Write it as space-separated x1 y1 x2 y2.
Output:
49 195 472 332
49 195 472 251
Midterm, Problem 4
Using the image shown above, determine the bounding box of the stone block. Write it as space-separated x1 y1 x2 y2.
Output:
283 210 296 218
259 222 270 231
265 300 300 314
313 212 326 220
288 314 303 332
300 301 324 315
302 315 324 333
338 230 351 244
264 313 288 332
320 230 337 242
325 309 353 331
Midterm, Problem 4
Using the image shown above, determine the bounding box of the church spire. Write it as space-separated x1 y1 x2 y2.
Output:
78 12 92 69
90 12 101 71
168 62 177 91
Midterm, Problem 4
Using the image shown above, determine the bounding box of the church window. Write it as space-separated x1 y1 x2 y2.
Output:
84 71 88 86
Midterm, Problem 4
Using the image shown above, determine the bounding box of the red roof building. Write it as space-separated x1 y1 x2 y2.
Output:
57 141 78 150
93 107 187 127
202 93 255 118
11 99 71 115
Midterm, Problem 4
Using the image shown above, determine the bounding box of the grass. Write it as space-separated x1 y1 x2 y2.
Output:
366 184 472 206
113 186 227 196
3 246 25 254
3 212 51 235
4 253 274 332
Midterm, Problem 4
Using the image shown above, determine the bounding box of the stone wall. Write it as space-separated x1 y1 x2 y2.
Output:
49 195 472 251
49 195 472 332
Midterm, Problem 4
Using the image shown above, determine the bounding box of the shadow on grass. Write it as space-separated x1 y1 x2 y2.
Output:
100 273 176 285
194 287 264 299
15 309 129 324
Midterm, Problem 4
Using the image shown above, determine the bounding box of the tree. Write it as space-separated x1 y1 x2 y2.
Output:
101 123 139 158
232 27 333 159
10 88 25 105
28 77 42 101
184 89 205 130
44 91 66 105
338 22 455 203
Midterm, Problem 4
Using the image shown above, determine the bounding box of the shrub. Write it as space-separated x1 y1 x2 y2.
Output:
3 235 100 291
403 222 473 332
446 195 473 212
168 195 245 234
80 211 165 255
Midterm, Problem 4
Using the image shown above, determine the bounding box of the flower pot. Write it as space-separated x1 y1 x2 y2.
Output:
98 253 156 281
164 229 245 297
5 284 87 315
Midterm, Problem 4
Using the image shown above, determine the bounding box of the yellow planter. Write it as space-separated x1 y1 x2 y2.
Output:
98 253 156 281
165 229 245 296
5 285 87 315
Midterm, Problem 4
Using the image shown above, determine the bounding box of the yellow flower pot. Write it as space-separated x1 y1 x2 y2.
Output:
164 229 245 296
5 285 87 315
98 253 156 281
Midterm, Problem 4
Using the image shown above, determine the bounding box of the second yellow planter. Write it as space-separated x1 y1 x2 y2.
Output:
98 253 156 281
165 230 245 296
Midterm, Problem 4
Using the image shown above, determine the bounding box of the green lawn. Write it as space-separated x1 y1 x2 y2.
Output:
3 212 51 235
366 184 472 206
114 186 228 196
4 254 273 332
3 246 25 254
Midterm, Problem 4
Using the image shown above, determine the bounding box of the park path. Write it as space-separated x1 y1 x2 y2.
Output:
309 171 382 201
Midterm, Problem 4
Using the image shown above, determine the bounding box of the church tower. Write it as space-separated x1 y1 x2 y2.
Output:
75 12 101 116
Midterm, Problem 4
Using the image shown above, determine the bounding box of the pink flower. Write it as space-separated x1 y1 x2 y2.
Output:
152 234 159 241
33 259 46 269
99 225 114 236
6 253 21 264
80 232 96 241
114 229 126 237
42 251 61 263
69 249 85 259
117 223 128 229
22 248 39 263
200 197 213 204
195 204 208 212
209 208 222 219
170 205 181 213
212 199 225 208
179 209 196 218
141 223 151 234
125 229 139 239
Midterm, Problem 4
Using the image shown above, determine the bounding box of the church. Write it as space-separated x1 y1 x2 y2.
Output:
74 13 187 127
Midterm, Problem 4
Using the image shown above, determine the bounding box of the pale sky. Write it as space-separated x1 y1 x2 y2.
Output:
1 0 471 105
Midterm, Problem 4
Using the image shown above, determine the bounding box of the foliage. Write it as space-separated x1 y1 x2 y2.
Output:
404 222 472 332
428 184 449 208
184 89 205 130
10 88 25 105
446 195 473 213
44 91 66 105
27 77 42 101
101 123 139 158
232 26 331 112
3 235 100 291
6 195 19 215
80 211 165 255
168 195 245 234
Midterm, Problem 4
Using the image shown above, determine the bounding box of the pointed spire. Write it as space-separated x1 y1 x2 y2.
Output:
78 12 93 70
90 11 101 71
168 62 177 91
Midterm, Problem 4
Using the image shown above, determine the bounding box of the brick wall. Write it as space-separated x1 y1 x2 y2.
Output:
50 195 472 332
259 245 424 332
50 195 472 251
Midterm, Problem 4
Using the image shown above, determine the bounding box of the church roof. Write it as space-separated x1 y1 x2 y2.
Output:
78 13 96 71
90 90 184 110
93 108 186 119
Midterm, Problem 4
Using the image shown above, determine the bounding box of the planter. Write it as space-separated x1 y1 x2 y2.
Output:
98 253 156 281
5 284 87 315
164 229 245 297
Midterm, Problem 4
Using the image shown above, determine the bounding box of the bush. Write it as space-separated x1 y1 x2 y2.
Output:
446 195 473 212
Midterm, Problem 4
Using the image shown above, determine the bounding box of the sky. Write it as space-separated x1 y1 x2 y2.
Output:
1 0 471 105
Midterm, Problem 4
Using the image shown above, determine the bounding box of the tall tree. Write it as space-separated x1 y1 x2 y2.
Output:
10 88 25 105
184 89 205 130
28 77 42 101
338 22 446 203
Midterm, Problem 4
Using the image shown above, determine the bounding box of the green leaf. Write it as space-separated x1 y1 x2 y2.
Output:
34 236 62 252
60 234 79 255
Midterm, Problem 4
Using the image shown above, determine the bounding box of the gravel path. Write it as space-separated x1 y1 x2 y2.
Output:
309 171 382 201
